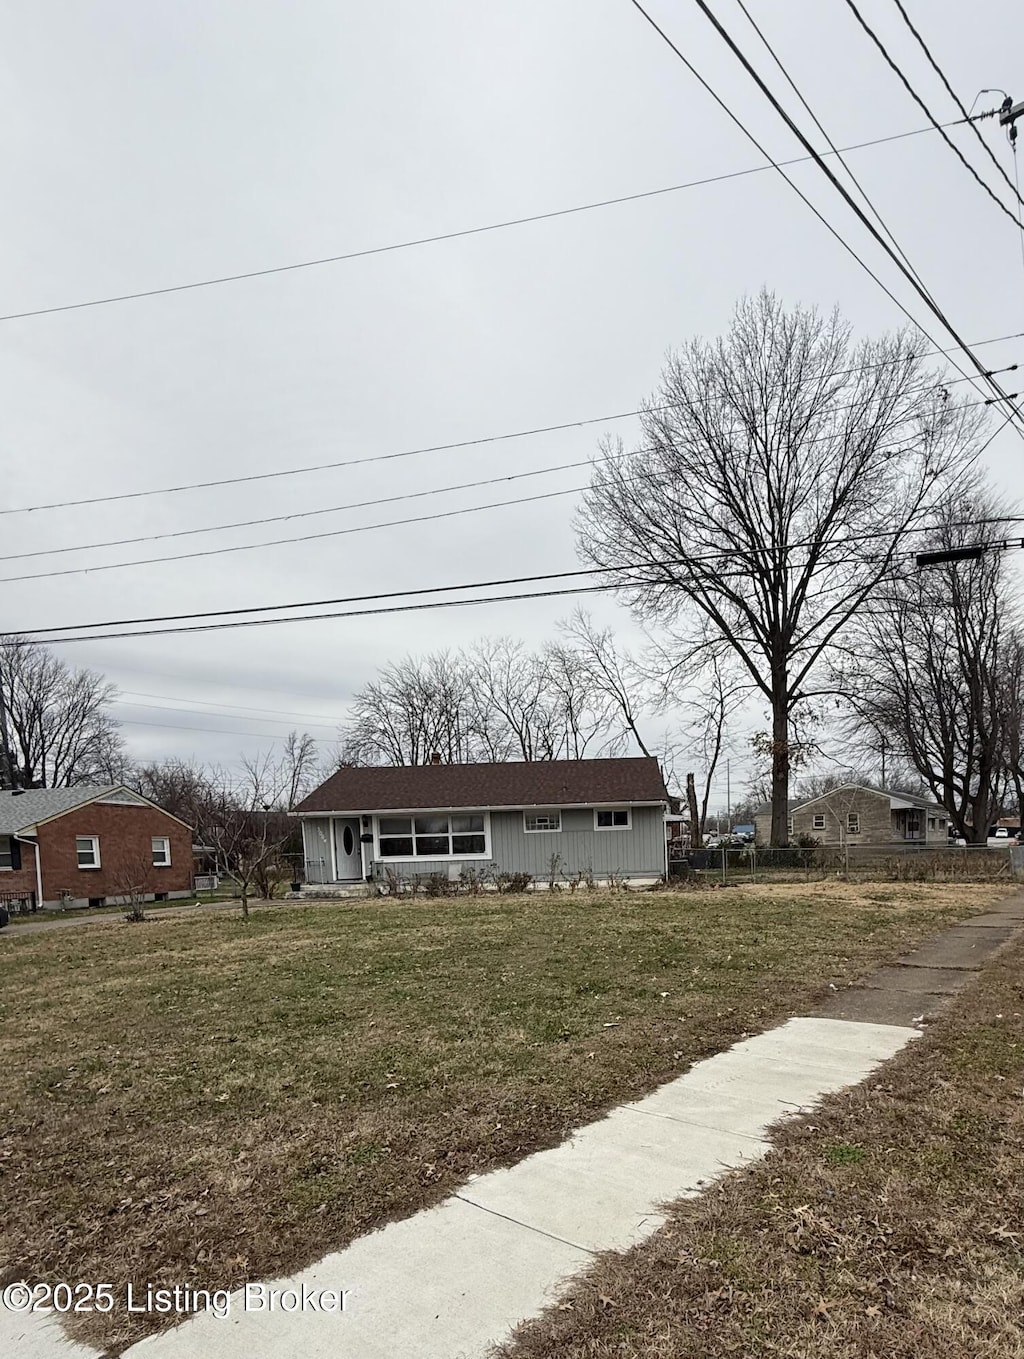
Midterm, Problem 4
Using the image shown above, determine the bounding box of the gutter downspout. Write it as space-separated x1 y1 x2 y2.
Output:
15 835 43 908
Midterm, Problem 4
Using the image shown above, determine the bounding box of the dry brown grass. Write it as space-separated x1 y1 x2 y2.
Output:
491 930 1024 1359
0 882 1012 1352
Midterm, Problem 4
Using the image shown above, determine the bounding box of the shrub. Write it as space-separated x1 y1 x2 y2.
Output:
495 872 533 894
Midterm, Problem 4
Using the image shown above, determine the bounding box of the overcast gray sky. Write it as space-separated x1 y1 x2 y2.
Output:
1 0 1021 798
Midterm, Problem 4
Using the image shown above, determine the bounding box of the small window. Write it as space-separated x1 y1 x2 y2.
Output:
525 811 561 833
595 809 631 830
0 835 12 870
847 812 860 834
786 816 793 835
76 835 100 869
812 813 826 831
152 836 171 867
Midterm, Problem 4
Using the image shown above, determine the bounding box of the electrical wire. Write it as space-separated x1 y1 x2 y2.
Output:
13 514 1024 645
10 367 1017 564
20 539 1024 650
0 485 589 584
4 335 1020 517
112 699 339 731
842 0 1024 229
887 0 1024 211
733 0 934 300
117 690 344 724
5 384 1022 586
0 118 987 327
643 0 1024 435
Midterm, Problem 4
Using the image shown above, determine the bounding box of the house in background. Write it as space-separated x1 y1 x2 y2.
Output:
292 757 670 888
0 786 193 910
753 785 949 847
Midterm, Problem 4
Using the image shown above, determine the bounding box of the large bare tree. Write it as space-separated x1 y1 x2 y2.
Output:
577 290 987 844
843 500 1016 841
0 637 126 788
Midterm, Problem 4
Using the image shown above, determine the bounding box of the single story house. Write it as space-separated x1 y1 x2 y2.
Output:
0 785 194 910
754 785 949 847
292 757 670 886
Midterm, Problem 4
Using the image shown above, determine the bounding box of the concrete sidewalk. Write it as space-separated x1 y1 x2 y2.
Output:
5 890 1022 1359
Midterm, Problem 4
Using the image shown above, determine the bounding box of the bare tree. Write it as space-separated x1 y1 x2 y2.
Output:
282 730 319 808
559 610 657 755
1003 634 1024 823
203 754 294 919
678 660 734 848
340 652 480 765
0 637 127 788
576 291 987 844
468 638 555 761
110 846 158 923
133 759 219 837
843 500 1015 841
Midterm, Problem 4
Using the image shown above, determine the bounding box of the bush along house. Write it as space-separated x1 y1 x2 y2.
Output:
0 785 193 912
292 756 670 890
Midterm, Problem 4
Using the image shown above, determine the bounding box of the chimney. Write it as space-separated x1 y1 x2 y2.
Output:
430 752 442 765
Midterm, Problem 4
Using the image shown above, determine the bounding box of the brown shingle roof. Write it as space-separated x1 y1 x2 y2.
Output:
293 757 668 814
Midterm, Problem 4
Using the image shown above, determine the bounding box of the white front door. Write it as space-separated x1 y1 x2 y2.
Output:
333 818 362 880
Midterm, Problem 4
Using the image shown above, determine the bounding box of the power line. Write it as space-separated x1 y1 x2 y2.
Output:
117 689 343 724
10 367 1017 564
887 0 1024 211
23 538 1024 650
4 336 1020 518
13 516 1024 646
733 0 935 301
842 0 1024 229
28 583 621 646
112 699 339 731
666 0 1024 433
117 715 327 740
6 386 1022 586
0 485 589 584
0 118 984 328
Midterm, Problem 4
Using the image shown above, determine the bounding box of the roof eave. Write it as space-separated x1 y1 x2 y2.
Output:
292 798 668 818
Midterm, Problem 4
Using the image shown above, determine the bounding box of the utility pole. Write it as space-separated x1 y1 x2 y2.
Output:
726 758 732 835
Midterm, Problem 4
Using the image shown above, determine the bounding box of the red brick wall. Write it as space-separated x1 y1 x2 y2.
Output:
0 849 38 902
35 802 193 904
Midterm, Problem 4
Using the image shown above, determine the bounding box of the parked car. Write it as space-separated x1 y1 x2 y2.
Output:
987 828 1019 847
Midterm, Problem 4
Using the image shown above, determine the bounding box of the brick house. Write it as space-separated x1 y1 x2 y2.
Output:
0 785 193 910
753 785 949 847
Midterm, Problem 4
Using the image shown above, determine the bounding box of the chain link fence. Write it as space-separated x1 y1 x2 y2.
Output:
671 842 1024 884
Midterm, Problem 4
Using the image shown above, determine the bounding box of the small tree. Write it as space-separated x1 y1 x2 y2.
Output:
111 846 156 923
206 754 295 919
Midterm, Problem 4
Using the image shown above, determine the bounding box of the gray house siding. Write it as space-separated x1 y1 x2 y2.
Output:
484 806 665 879
303 804 667 883
301 818 333 883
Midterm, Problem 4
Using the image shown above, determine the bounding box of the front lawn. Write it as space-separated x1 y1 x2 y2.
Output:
492 917 1024 1359
0 882 1010 1351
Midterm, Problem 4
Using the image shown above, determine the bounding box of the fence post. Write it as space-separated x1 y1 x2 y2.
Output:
721 844 727 885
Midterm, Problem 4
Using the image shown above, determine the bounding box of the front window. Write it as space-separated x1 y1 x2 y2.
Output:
812 813 825 830
76 835 100 868
377 813 487 858
596 809 630 830
0 835 12 870
847 812 860 834
152 836 171 867
524 811 561 833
